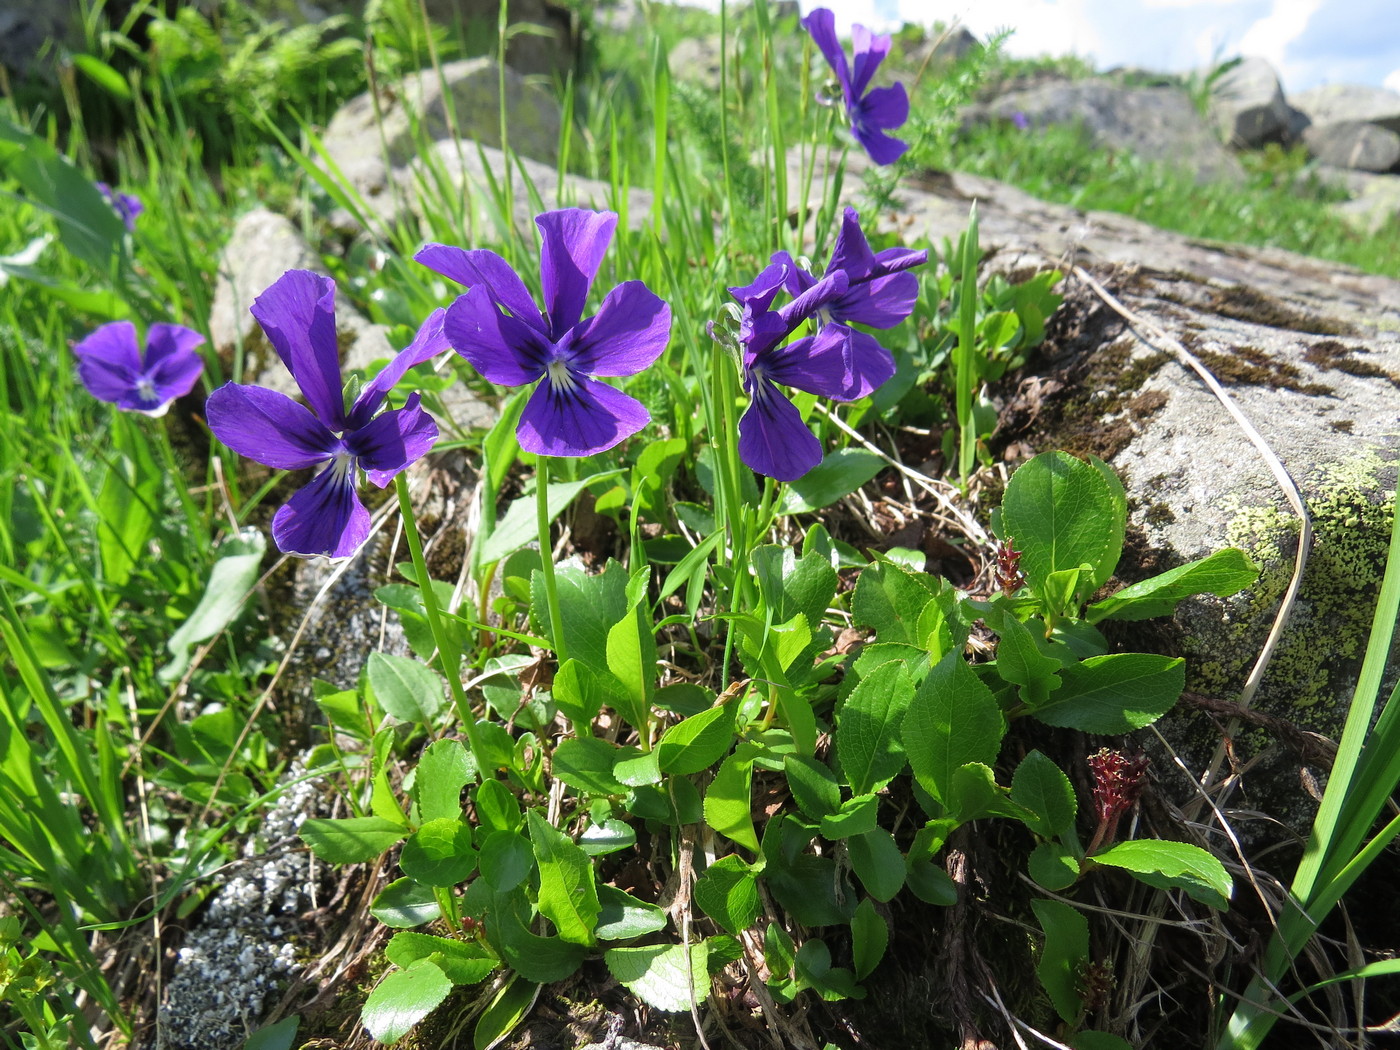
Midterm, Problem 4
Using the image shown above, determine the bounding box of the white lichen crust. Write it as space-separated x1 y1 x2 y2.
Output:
156 762 326 1050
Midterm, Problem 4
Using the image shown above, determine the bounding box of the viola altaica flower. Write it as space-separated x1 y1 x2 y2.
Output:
417 208 672 457
205 269 449 559
727 267 884 483
74 320 205 418
803 7 910 166
97 182 143 232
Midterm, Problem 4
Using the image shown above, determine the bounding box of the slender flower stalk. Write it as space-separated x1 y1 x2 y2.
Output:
205 269 450 558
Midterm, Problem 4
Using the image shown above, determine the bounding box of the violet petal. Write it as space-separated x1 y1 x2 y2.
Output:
74 322 142 404
143 346 206 405
853 120 909 166
830 325 896 399
349 393 439 487
858 82 910 132
415 244 544 331
536 208 617 338
738 380 823 482
271 461 371 559
250 269 347 429
444 285 552 386
849 24 890 99
205 382 338 469
760 328 855 400
729 260 792 309
517 371 649 457
565 280 671 377
828 207 877 281
349 308 450 427
873 245 928 275
142 323 206 368
803 8 850 98
838 271 920 328
780 269 849 327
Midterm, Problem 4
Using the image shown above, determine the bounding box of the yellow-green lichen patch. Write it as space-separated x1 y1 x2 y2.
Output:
1187 453 1396 724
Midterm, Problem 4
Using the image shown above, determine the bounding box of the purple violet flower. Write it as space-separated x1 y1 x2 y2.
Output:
416 208 672 457
74 320 205 417
803 7 910 166
728 267 878 482
96 182 143 232
205 269 450 559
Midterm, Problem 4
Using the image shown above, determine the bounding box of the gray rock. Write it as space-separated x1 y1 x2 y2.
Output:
1291 83 1400 135
209 208 392 400
0 0 71 77
1302 119 1400 173
1331 173 1400 234
318 56 562 233
667 34 727 91
1207 56 1293 147
969 81 1245 185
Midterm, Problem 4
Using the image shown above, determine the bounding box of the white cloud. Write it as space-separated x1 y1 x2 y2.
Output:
1385 68 1400 93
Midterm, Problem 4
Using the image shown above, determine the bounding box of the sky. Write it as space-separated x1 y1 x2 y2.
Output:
684 0 1400 97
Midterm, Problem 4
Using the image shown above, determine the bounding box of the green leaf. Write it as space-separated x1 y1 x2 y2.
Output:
1001 451 1122 602
988 607 1062 704
657 704 735 775
530 561 628 674
777 449 885 513
1011 750 1078 838
481 472 621 565
906 856 958 906
473 977 539 1050
705 748 760 853
478 830 534 893
162 533 266 681
836 660 915 795
526 811 600 945
552 737 628 795
489 889 587 983
300 817 407 864
400 819 477 887
606 582 657 729
1090 839 1232 910
784 755 841 820
362 958 453 1044
1028 841 1081 891
579 819 637 856
614 747 662 787
368 652 448 727
1085 548 1259 623
72 53 132 100
847 828 905 902
595 884 669 940
946 763 1029 824
387 932 498 985
851 897 889 980
473 779 521 835
552 659 611 731
414 740 474 822
243 1015 299 1050
693 855 760 936
764 922 796 979
1033 654 1184 733
605 942 710 1012
902 651 1006 806
371 877 441 928
0 117 124 271
1031 898 1089 1024
820 794 880 840
851 561 941 646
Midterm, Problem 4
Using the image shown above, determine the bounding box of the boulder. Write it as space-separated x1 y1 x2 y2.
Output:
967 80 1245 184
1331 173 1400 234
208 208 392 399
1291 83 1400 135
0 0 70 77
903 25 980 69
1302 119 1400 172
318 57 563 234
1208 55 1294 147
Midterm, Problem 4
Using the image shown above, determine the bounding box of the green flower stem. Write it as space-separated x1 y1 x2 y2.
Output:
393 473 478 747
535 459 569 664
